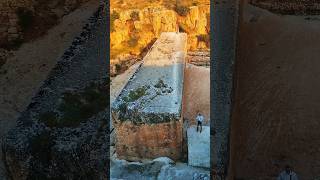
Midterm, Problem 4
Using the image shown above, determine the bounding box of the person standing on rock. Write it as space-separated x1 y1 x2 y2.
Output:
277 165 299 180
196 112 204 133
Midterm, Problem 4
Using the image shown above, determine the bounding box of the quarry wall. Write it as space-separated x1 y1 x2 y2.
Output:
182 64 210 126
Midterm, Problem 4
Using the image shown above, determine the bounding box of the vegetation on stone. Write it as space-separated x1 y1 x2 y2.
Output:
196 34 210 47
123 86 148 102
127 36 139 47
39 81 108 128
111 11 120 32
175 5 190 16
130 11 140 21
154 79 167 89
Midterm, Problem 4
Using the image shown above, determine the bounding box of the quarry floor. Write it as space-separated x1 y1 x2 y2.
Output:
230 2 320 180
0 1 100 178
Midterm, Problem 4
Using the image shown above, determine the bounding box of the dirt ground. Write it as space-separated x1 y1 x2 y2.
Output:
230 2 320 180
0 1 99 178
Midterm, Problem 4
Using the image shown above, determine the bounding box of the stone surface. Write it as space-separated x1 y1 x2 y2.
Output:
111 156 210 180
250 0 320 15
0 0 92 47
110 2 210 74
112 32 187 124
230 2 320 179
2 4 108 179
187 126 210 168
211 0 239 178
182 63 210 126
112 32 187 161
115 120 183 161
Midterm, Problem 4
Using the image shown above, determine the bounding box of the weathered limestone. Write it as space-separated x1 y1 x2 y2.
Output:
182 63 210 126
187 126 210 168
2 4 108 179
0 0 91 47
112 32 187 161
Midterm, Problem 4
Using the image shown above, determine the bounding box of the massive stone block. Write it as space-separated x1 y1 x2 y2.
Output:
112 32 187 161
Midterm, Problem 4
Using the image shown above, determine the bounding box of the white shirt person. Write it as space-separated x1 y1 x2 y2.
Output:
196 112 204 133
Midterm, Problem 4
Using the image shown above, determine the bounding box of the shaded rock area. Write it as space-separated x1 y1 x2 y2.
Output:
111 156 210 180
230 2 320 179
0 48 11 69
0 0 93 49
250 0 320 15
2 3 108 180
186 51 210 67
211 0 239 179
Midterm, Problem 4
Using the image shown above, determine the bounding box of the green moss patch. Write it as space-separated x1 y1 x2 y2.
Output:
123 86 149 102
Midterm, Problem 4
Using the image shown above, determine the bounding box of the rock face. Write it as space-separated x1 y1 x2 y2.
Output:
250 0 320 15
182 63 210 125
2 4 108 180
112 32 187 161
115 121 183 161
110 2 210 76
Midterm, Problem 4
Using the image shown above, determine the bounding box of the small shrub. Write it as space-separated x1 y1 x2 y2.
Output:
197 34 210 47
127 36 139 47
39 111 59 127
175 5 190 16
178 24 187 32
123 86 148 102
192 1 198 6
110 11 120 32
130 11 140 21
115 64 122 72
16 7 34 32
39 81 108 128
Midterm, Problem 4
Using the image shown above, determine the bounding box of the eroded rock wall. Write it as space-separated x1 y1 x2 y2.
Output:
114 120 183 161
110 4 210 76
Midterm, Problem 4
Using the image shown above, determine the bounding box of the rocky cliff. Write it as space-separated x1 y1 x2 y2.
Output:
110 1 210 76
